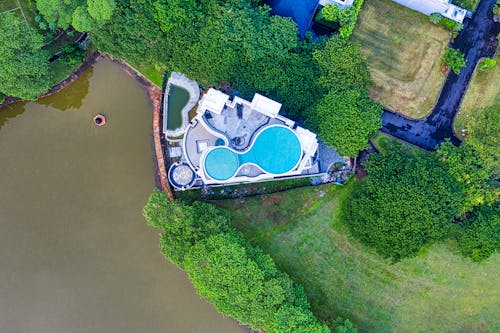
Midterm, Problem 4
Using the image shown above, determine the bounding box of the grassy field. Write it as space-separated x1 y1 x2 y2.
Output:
352 0 450 118
217 182 500 332
370 131 422 154
454 54 500 137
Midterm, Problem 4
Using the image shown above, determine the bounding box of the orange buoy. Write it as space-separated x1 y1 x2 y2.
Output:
93 114 106 126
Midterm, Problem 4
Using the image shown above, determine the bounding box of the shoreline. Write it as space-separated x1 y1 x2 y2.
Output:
0 51 173 199
0 50 100 109
100 55 173 199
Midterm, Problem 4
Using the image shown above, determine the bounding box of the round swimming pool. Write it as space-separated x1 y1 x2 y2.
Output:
203 125 302 181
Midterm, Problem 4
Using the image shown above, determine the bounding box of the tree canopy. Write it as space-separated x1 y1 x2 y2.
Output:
314 89 381 156
36 0 115 31
465 106 500 178
436 141 498 214
455 202 499 262
343 145 464 260
310 36 381 156
0 13 52 100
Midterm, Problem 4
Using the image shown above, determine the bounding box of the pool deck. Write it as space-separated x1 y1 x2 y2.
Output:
163 79 345 190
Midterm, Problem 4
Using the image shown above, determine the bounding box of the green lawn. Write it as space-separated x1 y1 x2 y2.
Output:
370 131 421 155
217 182 500 332
454 54 500 137
352 0 449 119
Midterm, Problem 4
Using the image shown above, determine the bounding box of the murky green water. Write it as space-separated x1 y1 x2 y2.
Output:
167 85 190 130
0 61 245 333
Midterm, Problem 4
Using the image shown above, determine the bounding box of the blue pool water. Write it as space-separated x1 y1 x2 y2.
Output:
204 126 302 181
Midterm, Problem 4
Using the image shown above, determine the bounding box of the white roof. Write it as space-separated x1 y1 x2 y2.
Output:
250 93 282 118
392 0 466 23
295 126 318 157
198 88 229 115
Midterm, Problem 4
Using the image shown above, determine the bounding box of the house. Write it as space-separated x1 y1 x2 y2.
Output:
392 0 467 23
162 73 346 190
321 0 467 23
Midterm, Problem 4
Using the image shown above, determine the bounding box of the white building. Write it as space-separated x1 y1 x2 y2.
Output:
392 0 467 23
320 0 467 23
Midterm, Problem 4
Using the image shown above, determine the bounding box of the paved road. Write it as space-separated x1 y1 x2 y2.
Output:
381 0 500 150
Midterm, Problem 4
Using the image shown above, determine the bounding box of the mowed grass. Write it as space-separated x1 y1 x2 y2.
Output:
370 131 422 154
352 0 449 118
454 54 500 137
217 182 500 332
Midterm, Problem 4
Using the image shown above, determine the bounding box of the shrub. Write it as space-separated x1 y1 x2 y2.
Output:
441 17 463 32
478 57 496 71
317 4 355 27
429 13 442 24
338 0 364 38
443 48 466 74
456 203 500 262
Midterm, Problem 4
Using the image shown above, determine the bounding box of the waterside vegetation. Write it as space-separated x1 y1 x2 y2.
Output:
143 190 332 332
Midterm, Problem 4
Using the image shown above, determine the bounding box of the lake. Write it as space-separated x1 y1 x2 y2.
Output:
0 60 245 333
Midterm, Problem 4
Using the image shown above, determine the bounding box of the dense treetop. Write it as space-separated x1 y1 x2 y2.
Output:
343 145 464 260
0 13 52 100
310 37 382 156
36 0 115 31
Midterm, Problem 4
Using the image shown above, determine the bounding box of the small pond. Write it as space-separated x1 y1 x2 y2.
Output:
166 85 190 131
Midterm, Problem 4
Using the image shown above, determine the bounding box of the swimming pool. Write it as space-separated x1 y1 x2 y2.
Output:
203 125 302 181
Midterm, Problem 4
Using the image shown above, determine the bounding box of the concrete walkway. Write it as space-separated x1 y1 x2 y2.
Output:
381 0 500 150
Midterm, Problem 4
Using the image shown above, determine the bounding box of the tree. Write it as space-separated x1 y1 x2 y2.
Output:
465 106 500 178
436 141 498 214
87 0 115 24
314 89 382 156
343 146 464 260
272 304 330 333
143 190 231 266
456 202 499 262
37 0 114 31
93 0 170 68
443 48 466 74
36 0 78 29
313 36 371 92
0 13 52 100
333 317 358 333
72 6 94 32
